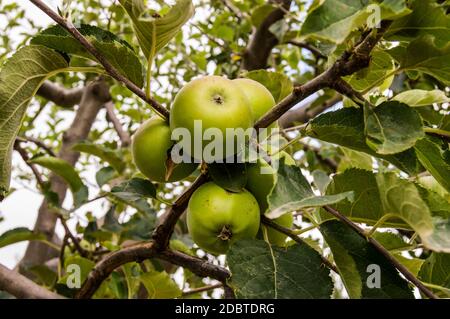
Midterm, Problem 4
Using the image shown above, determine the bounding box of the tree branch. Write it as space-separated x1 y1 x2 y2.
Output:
76 243 230 299
29 0 170 120
152 173 209 250
0 263 63 299
322 205 438 299
37 81 84 108
241 0 292 70
105 101 131 147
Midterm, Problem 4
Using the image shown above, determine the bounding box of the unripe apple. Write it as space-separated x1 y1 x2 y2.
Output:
170 76 254 161
232 78 276 123
132 117 198 183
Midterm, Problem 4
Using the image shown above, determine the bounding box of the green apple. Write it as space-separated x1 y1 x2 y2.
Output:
187 182 260 255
246 151 296 212
132 117 198 183
170 76 254 161
232 78 276 123
246 151 295 246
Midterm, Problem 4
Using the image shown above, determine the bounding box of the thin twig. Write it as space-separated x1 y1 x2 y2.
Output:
29 0 170 120
322 205 438 299
286 40 326 59
16 136 56 157
59 218 88 258
14 142 46 188
105 101 131 147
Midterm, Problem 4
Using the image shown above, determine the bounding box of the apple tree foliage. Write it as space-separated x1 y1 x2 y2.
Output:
0 0 449 299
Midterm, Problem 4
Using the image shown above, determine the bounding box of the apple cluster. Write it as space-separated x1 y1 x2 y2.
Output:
131 76 294 255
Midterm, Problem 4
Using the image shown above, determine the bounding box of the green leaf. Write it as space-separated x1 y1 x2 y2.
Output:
321 169 450 252
414 137 450 193
227 239 333 298
120 209 156 241
364 101 424 155
110 177 156 199
266 159 353 218
423 217 450 254
386 0 450 48
300 0 370 44
140 270 181 299
306 107 422 174
419 253 450 297
372 232 413 252
393 90 450 106
344 49 396 92
30 156 88 206
208 162 247 193
243 70 293 103
0 45 69 199
320 220 414 299
265 158 354 219
388 35 450 86
119 0 194 60
72 141 125 173
337 147 373 173
95 166 116 187
109 178 157 215
0 228 46 248
122 263 142 299
393 254 424 277
31 24 143 87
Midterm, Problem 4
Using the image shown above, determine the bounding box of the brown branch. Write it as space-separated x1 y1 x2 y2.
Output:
241 0 292 70
322 205 438 299
76 242 156 299
105 101 131 147
158 249 230 282
37 81 84 108
255 70 334 129
152 173 209 250
261 216 338 274
16 136 56 157
76 244 230 299
30 0 170 120
0 263 63 299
